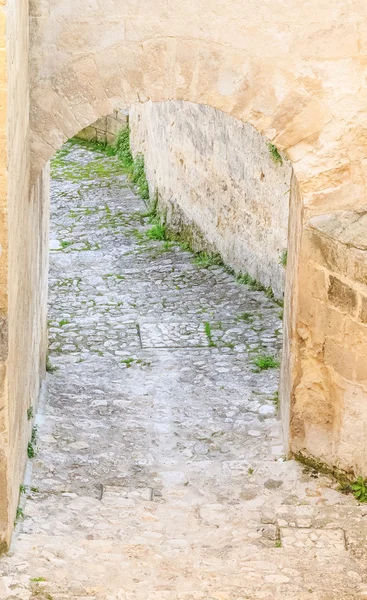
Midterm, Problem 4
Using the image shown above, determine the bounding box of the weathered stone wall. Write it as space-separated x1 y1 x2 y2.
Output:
292 211 367 476
129 101 292 298
0 0 49 550
0 0 9 553
76 110 128 145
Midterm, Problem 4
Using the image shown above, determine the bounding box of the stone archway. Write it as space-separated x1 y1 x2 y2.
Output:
0 0 366 549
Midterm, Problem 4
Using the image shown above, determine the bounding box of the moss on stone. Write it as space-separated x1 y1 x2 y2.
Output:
294 452 354 488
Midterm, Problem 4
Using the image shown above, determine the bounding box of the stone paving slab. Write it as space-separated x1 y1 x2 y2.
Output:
1 141 366 600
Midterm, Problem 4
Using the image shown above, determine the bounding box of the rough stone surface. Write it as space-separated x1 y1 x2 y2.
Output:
292 211 367 476
3 0 367 547
1 142 366 598
28 0 367 220
76 109 128 145
0 0 50 549
129 101 291 298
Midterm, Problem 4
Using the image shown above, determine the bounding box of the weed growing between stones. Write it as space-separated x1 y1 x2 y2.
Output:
27 427 38 460
27 442 36 459
236 272 276 301
252 354 280 371
296 453 367 503
120 357 151 368
46 356 57 373
115 127 149 199
15 507 24 524
268 143 283 165
30 582 53 600
60 240 72 249
115 127 133 166
27 407 34 420
193 252 223 268
162 240 174 251
121 357 134 368
31 426 38 445
204 321 216 347
236 312 253 323
59 319 70 326
279 249 288 267
272 391 280 411
146 221 167 241
295 452 357 499
131 155 149 200
351 477 367 502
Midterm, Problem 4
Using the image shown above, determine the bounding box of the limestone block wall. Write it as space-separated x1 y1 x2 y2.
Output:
130 101 292 298
0 0 9 553
0 0 49 550
292 210 367 476
76 110 128 145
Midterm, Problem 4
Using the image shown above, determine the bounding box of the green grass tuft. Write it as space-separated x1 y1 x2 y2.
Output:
252 354 280 371
204 321 216 347
46 356 57 373
131 155 149 200
31 426 38 445
236 312 253 323
279 249 288 267
114 127 149 200
236 272 275 300
268 143 283 165
121 357 134 368
146 221 167 241
15 507 24 522
27 442 36 459
352 477 367 502
193 252 223 268
115 127 134 167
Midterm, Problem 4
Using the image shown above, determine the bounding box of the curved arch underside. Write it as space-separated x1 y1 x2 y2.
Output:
30 0 367 216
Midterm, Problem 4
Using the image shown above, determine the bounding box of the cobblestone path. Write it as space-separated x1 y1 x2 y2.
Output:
1 142 366 599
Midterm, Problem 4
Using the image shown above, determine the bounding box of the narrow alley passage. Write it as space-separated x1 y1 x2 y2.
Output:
1 142 366 599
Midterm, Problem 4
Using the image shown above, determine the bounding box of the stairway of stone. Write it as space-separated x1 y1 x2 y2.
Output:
0 141 366 600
